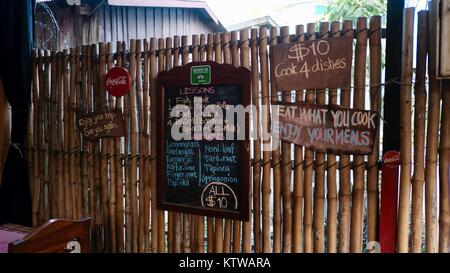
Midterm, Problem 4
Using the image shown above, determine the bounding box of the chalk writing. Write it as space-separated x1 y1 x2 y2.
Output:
77 109 125 140
201 182 238 209
270 36 353 90
273 102 379 155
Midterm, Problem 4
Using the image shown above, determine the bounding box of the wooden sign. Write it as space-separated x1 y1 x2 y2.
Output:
77 109 126 140
270 36 353 91
273 102 379 155
157 61 251 221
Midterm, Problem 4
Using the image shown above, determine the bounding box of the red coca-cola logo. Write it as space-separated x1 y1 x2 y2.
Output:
104 67 131 97
383 150 401 168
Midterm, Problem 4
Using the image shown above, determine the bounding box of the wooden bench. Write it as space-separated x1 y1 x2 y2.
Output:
0 218 90 253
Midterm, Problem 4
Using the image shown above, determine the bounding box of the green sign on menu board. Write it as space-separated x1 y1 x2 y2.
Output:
190 65 211 85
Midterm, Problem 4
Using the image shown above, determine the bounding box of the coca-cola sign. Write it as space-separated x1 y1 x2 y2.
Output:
104 67 131 97
383 150 401 168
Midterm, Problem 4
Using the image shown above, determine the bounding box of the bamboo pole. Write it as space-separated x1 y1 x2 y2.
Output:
191 34 201 254
38 50 49 223
123 41 131 253
31 51 40 227
98 42 110 252
80 45 89 219
62 48 71 220
326 21 340 253
439 80 450 252
116 42 126 253
397 8 414 253
292 24 305 253
259 27 271 253
269 26 282 253
164 36 175 254
143 39 151 253
313 22 329 253
425 7 439 253
206 32 215 253
338 20 353 253
157 38 166 253
136 39 145 253
129 39 140 253
74 47 82 220
198 33 206 253
171 36 182 254
411 11 427 253
350 17 368 253
49 51 57 218
104 42 117 252
68 47 77 220
87 45 98 249
251 28 262 253
230 30 241 253
367 16 382 246
279 26 293 253
58 51 66 219
150 38 158 253
222 32 232 254
213 32 224 254
240 29 252 253
181 35 192 254
303 23 316 253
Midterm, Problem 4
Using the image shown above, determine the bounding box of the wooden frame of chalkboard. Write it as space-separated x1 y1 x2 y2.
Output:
156 61 251 221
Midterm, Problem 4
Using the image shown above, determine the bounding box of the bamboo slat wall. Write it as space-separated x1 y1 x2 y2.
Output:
27 10 450 253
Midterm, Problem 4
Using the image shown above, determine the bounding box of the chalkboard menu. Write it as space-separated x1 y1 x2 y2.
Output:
157 62 251 221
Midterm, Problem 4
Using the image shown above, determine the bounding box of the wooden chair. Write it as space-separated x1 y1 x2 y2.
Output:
4 218 91 253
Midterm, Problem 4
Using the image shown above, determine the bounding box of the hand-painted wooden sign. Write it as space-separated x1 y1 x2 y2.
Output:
157 61 250 221
273 102 379 155
77 109 126 140
270 36 353 90
104 67 131 97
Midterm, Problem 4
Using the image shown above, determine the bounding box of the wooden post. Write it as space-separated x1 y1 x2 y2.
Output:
397 8 414 253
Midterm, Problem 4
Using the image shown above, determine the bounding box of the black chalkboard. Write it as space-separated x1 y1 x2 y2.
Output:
157 62 251 221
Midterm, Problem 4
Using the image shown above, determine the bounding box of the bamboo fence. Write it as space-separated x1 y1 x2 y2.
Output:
25 10 450 253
